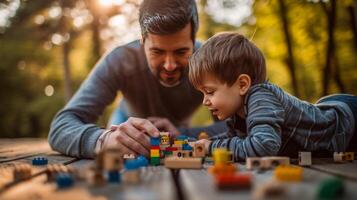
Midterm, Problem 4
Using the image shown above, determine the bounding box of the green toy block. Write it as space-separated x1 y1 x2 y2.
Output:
150 157 160 166
317 177 344 200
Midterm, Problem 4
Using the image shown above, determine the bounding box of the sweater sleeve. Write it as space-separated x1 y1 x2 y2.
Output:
48 50 122 158
209 87 285 161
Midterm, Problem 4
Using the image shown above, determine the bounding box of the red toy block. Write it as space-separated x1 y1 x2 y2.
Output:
150 146 160 150
165 147 178 151
215 173 252 190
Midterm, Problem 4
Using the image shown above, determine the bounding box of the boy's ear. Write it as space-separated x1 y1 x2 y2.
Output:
236 74 251 95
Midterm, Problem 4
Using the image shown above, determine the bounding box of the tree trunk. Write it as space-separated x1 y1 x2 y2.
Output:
277 0 299 97
62 41 73 102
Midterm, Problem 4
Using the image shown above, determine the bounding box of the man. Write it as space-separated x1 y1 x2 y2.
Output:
49 0 226 158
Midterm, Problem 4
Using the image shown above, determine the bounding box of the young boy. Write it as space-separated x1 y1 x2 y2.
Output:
189 32 357 161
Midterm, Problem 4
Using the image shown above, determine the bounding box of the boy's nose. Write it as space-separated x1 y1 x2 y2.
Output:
202 97 210 106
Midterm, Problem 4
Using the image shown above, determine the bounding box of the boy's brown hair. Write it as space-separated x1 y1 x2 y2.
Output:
189 32 266 88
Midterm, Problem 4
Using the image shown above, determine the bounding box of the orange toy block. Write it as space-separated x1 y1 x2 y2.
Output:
215 173 252 190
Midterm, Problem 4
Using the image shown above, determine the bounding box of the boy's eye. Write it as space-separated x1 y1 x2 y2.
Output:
205 90 214 95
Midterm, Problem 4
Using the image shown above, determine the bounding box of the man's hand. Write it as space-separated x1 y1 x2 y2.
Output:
96 117 160 156
195 139 212 155
147 116 180 137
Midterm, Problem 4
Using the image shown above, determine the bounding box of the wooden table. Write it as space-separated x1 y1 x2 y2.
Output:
0 139 356 200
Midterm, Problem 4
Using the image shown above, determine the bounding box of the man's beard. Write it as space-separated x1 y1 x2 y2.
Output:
157 67 188 87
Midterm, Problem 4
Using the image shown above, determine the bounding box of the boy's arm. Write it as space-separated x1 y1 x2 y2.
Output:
209 88 285 161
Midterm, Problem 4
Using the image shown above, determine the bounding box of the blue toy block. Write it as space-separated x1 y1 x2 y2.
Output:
137 155 149 167
56 173 74 189
32 157 48 166
182 144 193 151
125 159 141 170
150 137 161 146
108 170 121 183
176 135 188 141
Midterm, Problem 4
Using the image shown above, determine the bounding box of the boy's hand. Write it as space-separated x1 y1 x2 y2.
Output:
195 139 212 155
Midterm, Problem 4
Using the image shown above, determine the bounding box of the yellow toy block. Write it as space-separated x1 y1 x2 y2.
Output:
150 149 160 157
212 148 233 164
174 140 185 145
208 163 237 175
274 165 303 182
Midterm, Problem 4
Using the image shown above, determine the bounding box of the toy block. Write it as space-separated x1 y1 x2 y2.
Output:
123 170 140 184
160 132 170 145
123 154 136 160
182 144 193 151
32 157 48 166
47 164 69 182
215 173 252 190
193 143 205 158
103 148 123 171
333 152 344 162
274 165 303 182
137 155 149 167
198 131 209 140
150 149 160 157
13 164 32 181
299 152 312 166
165 147 178 152
160 144 170 150
252 180 286 200
150 157 160 166
174 140 185 145
246 157 263 170
56 173 74 189
212 148 233 164
172 144 183 150
108 170 121 183
164 157 202 169
262 157 290 169
343 152 354 161
317 178 344 199
176 135 188 141
208 163 237 175
173 150 192 158
150 137 161 146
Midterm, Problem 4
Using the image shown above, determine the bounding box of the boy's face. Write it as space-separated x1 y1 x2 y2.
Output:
143 23 194 87
197 73 247 120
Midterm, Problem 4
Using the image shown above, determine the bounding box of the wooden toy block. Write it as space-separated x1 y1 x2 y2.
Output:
103 147 123 171
208 163 237 175
343 152 354 161
274 165 303 182
123 154 136 160
215 173 252 190
198 131 209 140
164 157 202 169
150 149 160 157
262 157 290 169
193 143 205 158
246 157 263 170
123 170 140 184
160 132 170 145
333 152 344 162
252 180 286 200
173 150 192 158
13 164 32 181
299 152 312 166
212 148 233 164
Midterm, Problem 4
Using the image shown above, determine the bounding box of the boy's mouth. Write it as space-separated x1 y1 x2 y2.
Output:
209 109 218 115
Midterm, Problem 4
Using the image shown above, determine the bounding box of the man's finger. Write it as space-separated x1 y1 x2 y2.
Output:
128 117 160 137
115 131 149 156
118 122 151 149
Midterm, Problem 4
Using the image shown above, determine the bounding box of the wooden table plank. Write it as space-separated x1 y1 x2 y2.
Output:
310 159 357 180
180 163 357 200
0 138 52 162
0 159 177 200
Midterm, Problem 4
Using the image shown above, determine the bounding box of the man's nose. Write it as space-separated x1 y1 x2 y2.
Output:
163 55 177 72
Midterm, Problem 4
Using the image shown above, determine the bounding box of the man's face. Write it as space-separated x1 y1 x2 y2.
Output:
143 23 194 87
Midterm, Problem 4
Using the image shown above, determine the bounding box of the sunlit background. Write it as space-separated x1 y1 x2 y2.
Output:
0 0 356 138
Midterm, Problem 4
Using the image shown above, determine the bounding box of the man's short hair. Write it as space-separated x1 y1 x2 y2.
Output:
189 32 266 87
139 0 198 42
